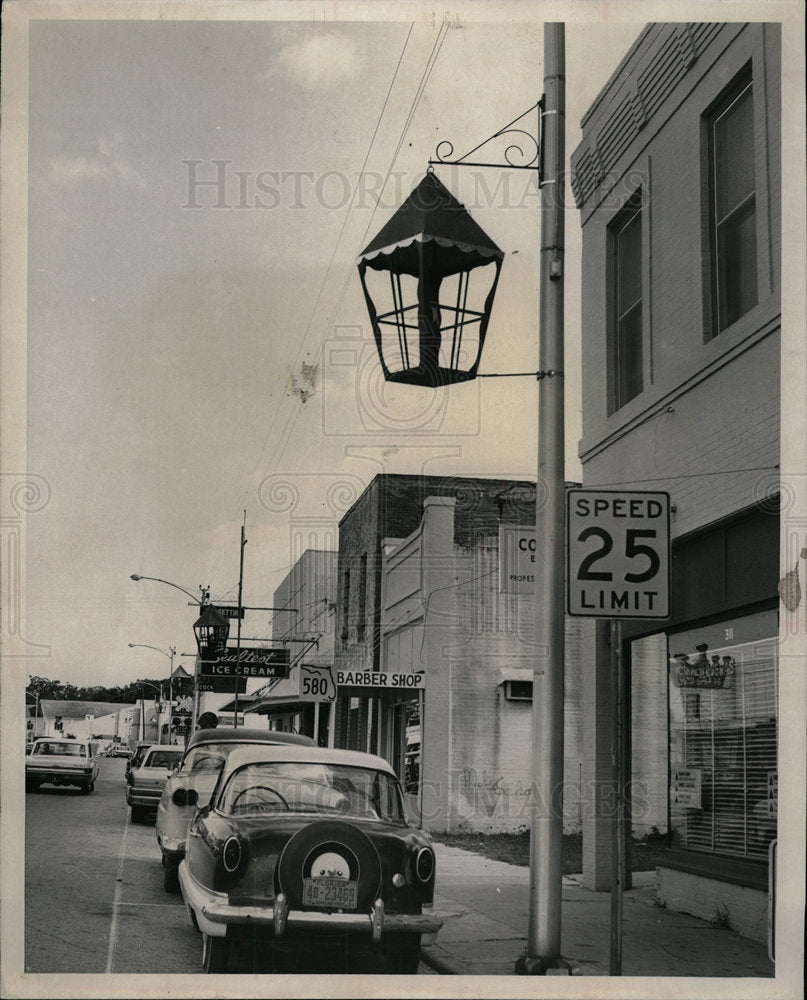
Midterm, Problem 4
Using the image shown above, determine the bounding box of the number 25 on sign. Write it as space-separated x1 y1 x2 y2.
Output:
566 489 671 619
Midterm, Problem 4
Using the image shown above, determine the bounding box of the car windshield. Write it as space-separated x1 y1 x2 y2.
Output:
218 762 405 822
143 750 183 769
33 742 86 757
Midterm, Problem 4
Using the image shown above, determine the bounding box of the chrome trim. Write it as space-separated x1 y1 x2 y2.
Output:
160 836 186 853
179 864 443 942
205 889 442 938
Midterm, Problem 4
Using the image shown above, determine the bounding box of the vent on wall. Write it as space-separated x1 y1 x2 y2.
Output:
503 680 533 701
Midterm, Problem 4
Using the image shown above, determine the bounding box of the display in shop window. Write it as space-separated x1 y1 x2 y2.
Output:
670 643 736 689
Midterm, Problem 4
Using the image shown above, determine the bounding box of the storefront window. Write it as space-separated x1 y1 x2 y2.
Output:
668 610 778 861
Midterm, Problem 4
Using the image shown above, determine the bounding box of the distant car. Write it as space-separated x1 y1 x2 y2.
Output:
178 744 442 974
127 746 183 823
25 738 100 793
109 743 133 758
156 727 315 893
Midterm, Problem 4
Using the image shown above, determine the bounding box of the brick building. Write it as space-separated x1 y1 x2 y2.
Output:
571 22 780 941
333 474 587 834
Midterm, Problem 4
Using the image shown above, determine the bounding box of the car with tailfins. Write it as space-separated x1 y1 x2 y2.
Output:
126 745 183 823
156 727 315 893
178 743 442 974
25 737 100 793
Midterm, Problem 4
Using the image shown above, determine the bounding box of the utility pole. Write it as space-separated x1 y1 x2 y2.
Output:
518 22 569 975
233 514 247 729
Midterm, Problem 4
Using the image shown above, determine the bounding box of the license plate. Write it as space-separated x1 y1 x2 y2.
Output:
303 877 358 909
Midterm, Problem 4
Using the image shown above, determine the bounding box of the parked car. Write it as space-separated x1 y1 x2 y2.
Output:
25 738 100 793
124 741 154 779
127 745 183 823
109 743 133 758
178 744 442 974
157 727 315 893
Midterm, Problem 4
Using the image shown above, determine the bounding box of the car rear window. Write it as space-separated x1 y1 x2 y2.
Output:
218 762 405 823
180 741 275 776
144 750 183 769
33 742 87 757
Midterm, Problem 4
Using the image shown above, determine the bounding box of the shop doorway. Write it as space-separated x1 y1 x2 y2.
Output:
388 697 421 816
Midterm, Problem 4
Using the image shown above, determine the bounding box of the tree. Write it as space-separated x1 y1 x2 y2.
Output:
27 676 66 701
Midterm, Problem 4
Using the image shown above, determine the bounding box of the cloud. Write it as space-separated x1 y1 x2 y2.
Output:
52 134 146 189
263 35 360 91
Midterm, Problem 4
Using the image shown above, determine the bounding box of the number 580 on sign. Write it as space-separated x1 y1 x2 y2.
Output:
566 490 670 619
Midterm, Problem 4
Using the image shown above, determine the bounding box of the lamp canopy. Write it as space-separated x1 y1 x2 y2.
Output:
357 171 503 387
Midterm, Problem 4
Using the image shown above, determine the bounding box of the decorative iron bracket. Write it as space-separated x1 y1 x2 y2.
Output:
429 97 545 178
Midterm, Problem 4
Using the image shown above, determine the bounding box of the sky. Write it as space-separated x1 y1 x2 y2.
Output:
14 6 654 689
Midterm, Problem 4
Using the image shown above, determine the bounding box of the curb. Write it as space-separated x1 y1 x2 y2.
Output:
419 946 466 975
420 945 590 977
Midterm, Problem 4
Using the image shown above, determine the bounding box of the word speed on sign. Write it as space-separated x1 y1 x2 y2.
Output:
567 489 670 619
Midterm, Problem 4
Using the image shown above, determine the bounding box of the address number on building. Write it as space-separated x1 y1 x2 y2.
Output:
566 489 670 619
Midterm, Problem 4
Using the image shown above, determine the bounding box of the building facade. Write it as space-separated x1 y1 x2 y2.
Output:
571 22 780 941
333 474 587 834
36 699 136 743
245 548 338 744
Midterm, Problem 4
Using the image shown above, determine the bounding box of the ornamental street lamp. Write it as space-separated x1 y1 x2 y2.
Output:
357 25 567 975
193 603 231 661
357 170 504 387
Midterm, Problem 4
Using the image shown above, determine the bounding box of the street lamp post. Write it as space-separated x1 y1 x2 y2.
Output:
130 574 209 605
129 574 211 740
128 643 177 743
135 680 164 743
357 24 568 974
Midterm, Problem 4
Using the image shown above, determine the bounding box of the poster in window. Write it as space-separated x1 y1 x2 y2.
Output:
673 768 702 808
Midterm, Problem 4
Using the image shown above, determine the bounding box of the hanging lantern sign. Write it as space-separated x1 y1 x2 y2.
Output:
357 171 503 388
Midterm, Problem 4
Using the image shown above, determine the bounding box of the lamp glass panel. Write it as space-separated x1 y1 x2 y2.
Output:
435 263 497 371
363 268 420 373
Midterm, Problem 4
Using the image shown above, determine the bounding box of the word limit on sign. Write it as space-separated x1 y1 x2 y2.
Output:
567 489 670 619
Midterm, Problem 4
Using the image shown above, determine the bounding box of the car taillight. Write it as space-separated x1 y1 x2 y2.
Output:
414 846 435 883
223 836 242 873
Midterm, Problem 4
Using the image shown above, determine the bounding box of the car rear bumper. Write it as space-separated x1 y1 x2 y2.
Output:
128 790 163 807
179 861 442 943
26 768 94 786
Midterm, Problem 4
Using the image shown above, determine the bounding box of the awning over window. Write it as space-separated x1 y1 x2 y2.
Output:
497 667 533 686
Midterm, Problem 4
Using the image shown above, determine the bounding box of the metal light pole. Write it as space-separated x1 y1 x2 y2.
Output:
136 681 164 743
130 574 209 741
233 517 247 729
520 23 568 974
128 643 177 743
130 574 208 604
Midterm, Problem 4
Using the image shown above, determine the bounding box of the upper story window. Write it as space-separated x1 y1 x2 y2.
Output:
357 553 368 643
708 71 757 336
341 568 350 644
609 193 643 413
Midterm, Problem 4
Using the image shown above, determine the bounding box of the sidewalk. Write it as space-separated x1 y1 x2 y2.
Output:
421 843 775 978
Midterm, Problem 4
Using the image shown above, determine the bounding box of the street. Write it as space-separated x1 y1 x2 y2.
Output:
25 755 437 976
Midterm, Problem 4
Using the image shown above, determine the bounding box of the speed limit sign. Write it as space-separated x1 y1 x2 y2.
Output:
566 489 670 619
